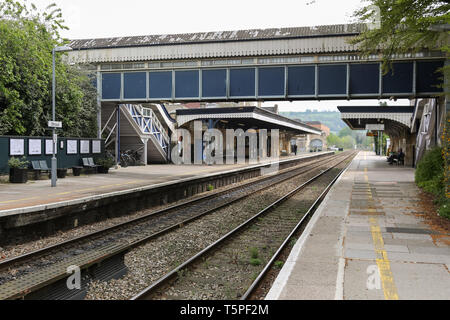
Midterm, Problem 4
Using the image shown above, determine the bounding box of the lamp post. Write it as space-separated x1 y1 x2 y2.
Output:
51 45 72 187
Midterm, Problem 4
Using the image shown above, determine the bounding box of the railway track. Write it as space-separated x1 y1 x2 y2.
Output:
131 151 356 300
0 152 344 300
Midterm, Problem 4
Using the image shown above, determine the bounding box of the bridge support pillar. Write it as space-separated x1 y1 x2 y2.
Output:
141 138 149 165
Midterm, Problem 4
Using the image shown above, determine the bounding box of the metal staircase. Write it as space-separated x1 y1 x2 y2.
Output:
102 104 170 164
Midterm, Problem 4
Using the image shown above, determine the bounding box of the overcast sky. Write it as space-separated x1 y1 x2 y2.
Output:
30 0 410 111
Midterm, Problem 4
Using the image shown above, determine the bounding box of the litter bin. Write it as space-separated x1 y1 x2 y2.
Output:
72 166 82 176
57 168 67 179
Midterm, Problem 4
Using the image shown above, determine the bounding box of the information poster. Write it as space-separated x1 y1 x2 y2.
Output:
92 140 101 154
10 139 25 156
28 139 42 155
80 140 90 154
67 140 78 154
45 139 56 155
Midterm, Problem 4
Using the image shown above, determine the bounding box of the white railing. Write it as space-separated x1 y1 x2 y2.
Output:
122 104 170 151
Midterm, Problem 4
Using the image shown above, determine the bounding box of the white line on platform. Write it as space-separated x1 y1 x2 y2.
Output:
265 153 357 300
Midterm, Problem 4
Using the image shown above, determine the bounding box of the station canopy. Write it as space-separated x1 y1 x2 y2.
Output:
338 106 414 137
176 107 322 135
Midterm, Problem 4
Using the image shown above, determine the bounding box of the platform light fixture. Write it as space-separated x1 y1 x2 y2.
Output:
51 45 73 188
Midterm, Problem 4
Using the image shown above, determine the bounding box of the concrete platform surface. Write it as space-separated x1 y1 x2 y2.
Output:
266 151 450 300
0 152 325 215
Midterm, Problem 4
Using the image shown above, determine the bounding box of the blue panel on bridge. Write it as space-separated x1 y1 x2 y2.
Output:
175 70 199 98
102 73 121 100
149 71 172 99
258 67 285 96
287 66 315 96
202 69 227 98
417 61 444 93
319 65 347 95
350 63 379 94
382 62 413 94
230 68 255 97
124 72 147 99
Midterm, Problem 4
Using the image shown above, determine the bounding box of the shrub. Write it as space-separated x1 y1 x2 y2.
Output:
415 147 448 219
207 184 214 191
8 157 29 169
438 200 450 219
95 157 115 168
415 148 443 188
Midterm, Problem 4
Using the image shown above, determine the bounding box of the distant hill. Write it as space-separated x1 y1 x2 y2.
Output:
280 111 347 133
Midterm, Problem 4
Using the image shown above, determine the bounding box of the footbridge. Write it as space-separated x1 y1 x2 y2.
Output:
68 23 446 163
69 23 444 103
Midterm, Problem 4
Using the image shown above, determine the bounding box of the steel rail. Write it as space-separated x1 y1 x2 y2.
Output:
240 151 356 300
0 153 335 271
131 151 356 300
0 154 343 300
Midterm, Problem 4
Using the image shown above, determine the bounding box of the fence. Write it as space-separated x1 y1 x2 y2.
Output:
0 136 105 174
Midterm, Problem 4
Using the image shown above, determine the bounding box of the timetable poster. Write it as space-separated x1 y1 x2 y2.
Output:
93 140 101 154
29 139 42 155
67 140 78 154
80 140 90 154
45 139 56 155
10 139 25 156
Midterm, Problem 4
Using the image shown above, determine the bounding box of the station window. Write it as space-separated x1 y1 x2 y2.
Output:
299 56 315 63
133 63 146 69
148 62 161 68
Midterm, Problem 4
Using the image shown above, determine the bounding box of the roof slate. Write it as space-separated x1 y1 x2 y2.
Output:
69 23 365 50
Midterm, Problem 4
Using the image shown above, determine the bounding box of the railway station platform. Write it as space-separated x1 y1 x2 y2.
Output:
267 151 450 300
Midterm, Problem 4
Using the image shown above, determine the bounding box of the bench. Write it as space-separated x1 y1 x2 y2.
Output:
31 160 50 179
393 154 405 166
82 157 100 173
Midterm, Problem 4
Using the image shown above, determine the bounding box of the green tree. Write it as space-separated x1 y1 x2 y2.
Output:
351 0 449 74
327 133 341 147
0 0 98 137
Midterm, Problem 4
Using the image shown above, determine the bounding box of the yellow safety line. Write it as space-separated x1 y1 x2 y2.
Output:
0 197 38 204
365 170 399 300
369 217 399 300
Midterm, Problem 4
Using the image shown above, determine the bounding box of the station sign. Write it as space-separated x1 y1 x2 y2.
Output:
367 132 378 137
48 121 63 129
366 124 385 131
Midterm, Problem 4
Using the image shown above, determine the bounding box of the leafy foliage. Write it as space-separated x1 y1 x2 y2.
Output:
0 0 98 137
95 157 115 169
281 111 347 133
327 127 373 150
351 0 449 75
7 156 29 169
415 147 449 218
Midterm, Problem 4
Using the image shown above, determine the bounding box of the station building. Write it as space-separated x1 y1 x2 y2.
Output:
174 106 321 163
